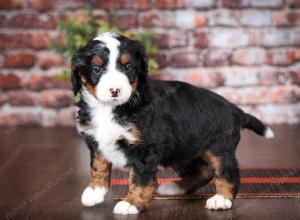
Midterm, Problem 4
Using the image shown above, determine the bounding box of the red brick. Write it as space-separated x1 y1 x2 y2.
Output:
25 73 71 90
141 11 174 28
195 31 209 48
232 48 267 65
27 0 85 9
258 70 288 85
258 30 300 47
270 86 300 103
190 0 216 8
0 0 22 9
195 14 208 28
267 48 300 66
36 51 64 69
214 86 300 105
256 104 300 124
248 0 284 8
155 31 188 48
203 50 232 66
155 0 188 8
171 51 198 68
56 107 76 126
0 15 7 28
209 29 253 48
220 67 259 86
96 0 137 8
137 0 151 9
4 52 35 68
186 70 223 88
274 11 300 26
8 91 40 106
0 31 52 49
289 71 300 84
163 70 223 88
0 54 4 68
109 12 138 29
0 93 7 106
289 0 300 7
220 68 289 87
0 73 22 90
221 0 248 8
208 10 239 26
175 10 196 29
220 66 291 87
238 10 272 26
153 53 168 69
137 0 188 9
5 12 60 29
41 90 73 108
0 110 42 127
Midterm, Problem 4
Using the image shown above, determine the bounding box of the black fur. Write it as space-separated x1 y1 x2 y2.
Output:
72 33 272 204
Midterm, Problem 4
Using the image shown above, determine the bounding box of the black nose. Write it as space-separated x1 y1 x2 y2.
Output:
110 88 121 97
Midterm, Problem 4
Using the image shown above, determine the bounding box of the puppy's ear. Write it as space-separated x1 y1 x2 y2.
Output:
70 53 85 96
133 40 148 76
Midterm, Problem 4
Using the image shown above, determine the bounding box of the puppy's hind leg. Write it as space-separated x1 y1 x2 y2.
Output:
204 135 240 210
157 157 213 196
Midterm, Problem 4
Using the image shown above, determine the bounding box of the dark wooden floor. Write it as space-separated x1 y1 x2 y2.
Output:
0 125 300 220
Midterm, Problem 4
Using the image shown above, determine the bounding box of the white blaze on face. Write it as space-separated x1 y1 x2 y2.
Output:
93 33 132 106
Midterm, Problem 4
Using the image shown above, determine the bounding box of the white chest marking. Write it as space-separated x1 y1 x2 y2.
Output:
79 89 138 168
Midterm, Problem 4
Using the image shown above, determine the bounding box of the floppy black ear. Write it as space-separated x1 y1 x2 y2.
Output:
139 46 148 75
133 40 148 76
70 53 85 96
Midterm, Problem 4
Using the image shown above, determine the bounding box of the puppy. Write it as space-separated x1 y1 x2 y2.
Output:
71 32 274 215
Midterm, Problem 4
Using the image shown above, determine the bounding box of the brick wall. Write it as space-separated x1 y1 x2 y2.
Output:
0 0 300 127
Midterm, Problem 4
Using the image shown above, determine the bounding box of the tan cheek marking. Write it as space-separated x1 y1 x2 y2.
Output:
92 55 103 66
89 153 112 189
81 76 97 97
125 170 155 210
120 53 130 65
84 83 97 97
215 178 234 200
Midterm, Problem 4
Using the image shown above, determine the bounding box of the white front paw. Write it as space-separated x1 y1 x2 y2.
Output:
81 186 108 206
157 182 185 195
113 201 139 215
205 194 232 210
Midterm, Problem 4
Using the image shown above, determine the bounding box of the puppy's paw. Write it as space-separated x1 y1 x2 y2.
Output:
205 194 232 210
156 182 185 195
81 186 108 206
113 201 139 215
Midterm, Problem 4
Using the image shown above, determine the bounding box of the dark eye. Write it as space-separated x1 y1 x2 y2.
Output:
124 63 133 71
93 66 101 73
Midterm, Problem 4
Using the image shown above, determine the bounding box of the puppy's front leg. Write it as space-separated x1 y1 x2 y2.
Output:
113 169 156 215
81 152 112 206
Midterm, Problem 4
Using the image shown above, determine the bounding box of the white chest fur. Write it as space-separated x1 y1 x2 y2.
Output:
78 90 138 168
91 105 128 167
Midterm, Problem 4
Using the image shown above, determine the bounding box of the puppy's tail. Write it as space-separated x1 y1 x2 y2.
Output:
241 113 274 138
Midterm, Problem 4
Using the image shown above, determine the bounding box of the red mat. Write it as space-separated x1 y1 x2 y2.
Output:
111 168 300 199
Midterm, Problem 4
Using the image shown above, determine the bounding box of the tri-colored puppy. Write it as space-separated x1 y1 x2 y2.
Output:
71 32 274 215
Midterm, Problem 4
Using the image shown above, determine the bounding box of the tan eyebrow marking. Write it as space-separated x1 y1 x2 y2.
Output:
92 55 103 66
120 53 130 65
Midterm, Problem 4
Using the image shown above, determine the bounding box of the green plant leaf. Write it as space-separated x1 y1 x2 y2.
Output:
50 9 160 77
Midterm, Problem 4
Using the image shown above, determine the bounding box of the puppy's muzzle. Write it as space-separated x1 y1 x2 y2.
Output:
110 88 121 97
